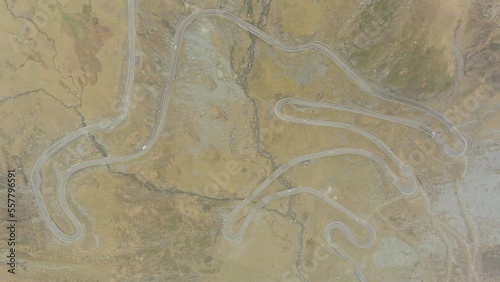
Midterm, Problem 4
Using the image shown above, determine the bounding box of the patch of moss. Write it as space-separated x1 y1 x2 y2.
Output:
61 5 91 40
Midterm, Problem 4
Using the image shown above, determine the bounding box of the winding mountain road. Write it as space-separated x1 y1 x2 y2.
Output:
29 1 467 281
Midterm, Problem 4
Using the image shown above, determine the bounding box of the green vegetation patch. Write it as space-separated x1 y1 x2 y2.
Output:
385 45 454 94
